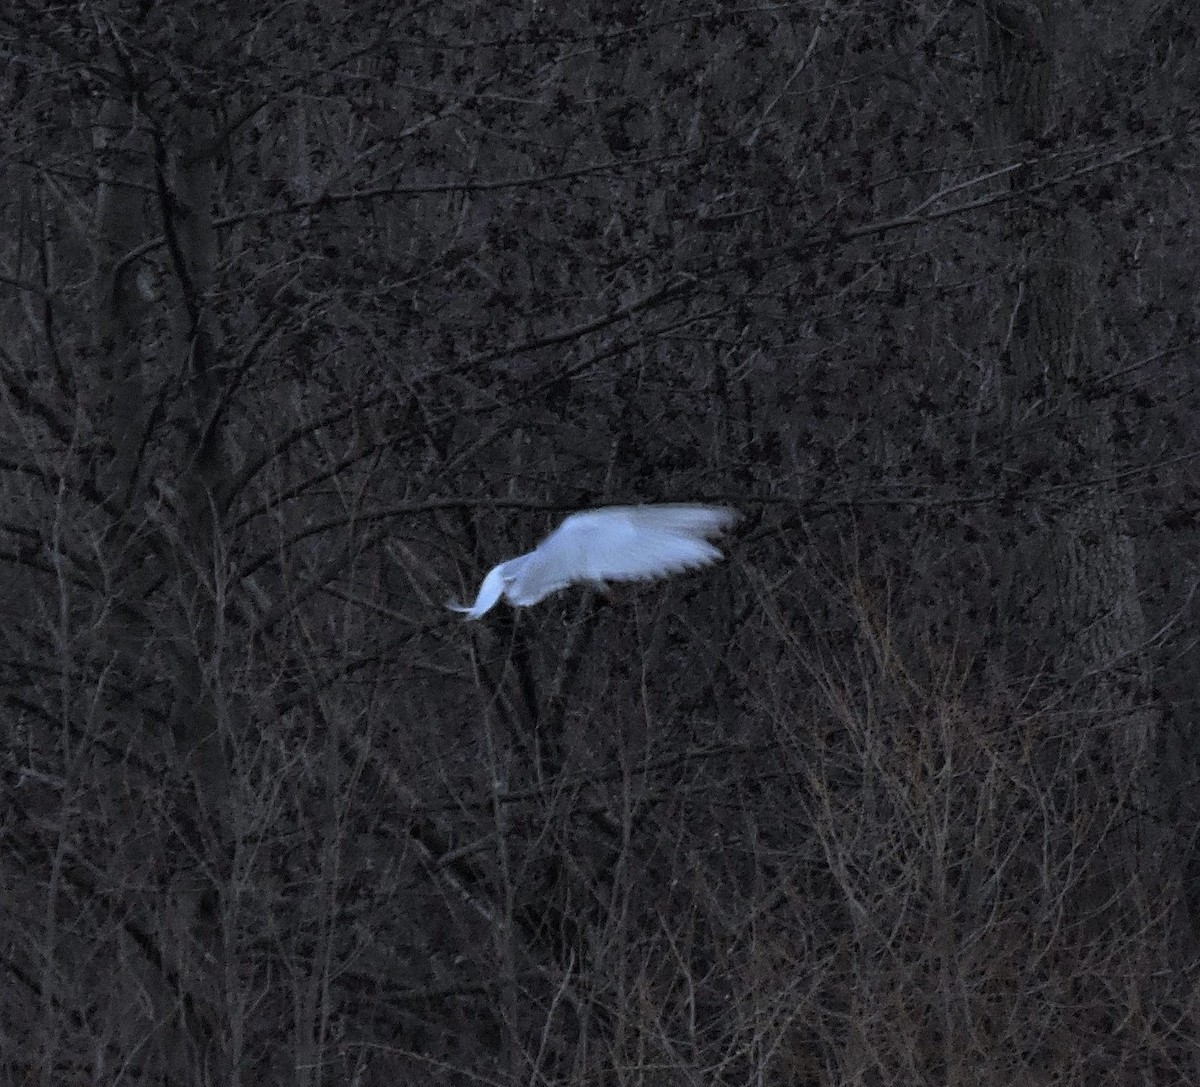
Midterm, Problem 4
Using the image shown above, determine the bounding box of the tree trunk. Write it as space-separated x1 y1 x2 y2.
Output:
978 0 1157 874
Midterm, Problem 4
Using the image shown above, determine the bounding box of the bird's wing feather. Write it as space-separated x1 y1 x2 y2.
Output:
623 504 738 537
551 505 736 548
582 527 724 582
507 505 733 600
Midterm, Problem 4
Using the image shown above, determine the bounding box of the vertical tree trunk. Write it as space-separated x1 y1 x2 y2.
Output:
162 90 240 1083
95 28 237 1080
94 94 148 503
978 0 1156 869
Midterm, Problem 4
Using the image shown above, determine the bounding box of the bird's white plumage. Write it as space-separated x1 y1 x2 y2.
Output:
447 504 737 619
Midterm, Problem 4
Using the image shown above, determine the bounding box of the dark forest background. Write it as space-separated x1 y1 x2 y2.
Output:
2 1 1199 1083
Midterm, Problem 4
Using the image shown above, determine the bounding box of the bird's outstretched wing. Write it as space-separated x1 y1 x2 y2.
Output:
507 505 736 606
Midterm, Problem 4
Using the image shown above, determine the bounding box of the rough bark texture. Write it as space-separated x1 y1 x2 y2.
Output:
980 0 1158 864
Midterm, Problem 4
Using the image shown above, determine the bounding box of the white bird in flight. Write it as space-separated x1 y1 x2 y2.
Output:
448 504 737 619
